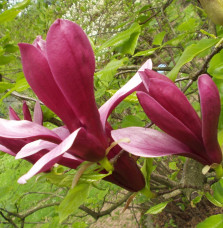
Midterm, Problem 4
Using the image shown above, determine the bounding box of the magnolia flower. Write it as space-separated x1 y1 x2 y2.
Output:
112 70 222 165
0 19 150 191
0 101 82 168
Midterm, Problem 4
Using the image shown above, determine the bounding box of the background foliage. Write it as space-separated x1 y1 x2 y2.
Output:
0 0 223 227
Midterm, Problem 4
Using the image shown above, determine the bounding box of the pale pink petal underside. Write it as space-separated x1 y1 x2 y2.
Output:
99 59 152 130
16 140 57 159
111 127 194 157
17 128 83 184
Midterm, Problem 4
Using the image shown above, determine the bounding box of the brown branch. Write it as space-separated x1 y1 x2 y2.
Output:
114 67 190 79
19 202 60 219
139 0 174 25
182 43 223 93
175 76 190 82
157 184 202 196
79 192 132 220
151 173 177 187
0 208 21 218
17 191 64 202
115 70 136 77
0 211 19 228
10 91 42 103
79 205 99 219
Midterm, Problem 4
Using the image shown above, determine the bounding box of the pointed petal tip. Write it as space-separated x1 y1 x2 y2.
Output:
34 100 43 125
9 106 20 120
198 74 221 162
140 59 153 70
18 42 29 50
15 155 20 160
17 176 27 184
99 59 152 130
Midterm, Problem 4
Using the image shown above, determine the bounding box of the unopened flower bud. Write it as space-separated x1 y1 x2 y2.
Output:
199 0 223 25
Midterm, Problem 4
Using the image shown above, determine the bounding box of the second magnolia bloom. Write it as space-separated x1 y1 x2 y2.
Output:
112 70 222 166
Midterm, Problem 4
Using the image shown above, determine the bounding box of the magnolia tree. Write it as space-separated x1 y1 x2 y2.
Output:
0 0 223 227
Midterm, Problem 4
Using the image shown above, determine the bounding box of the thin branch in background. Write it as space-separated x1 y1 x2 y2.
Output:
182 43 223 93
151 173 177 188
145 121 153 128
20 202 60 219
130 201 140 228
175 76 190 82
140 0 174 25
0 211 19 228
115 70 136 78
10 91 41 103
185 88 198 96
2 76 16 82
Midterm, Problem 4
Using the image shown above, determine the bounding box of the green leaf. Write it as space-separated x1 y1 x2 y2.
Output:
163 34 186 47
141 158 153 186
80 172 112 183
0 9 20 24
138 5 151 13
140 158 154 198
115 30 141 55
95 58 127 84
95 87 106 99
205 192 223 207
42 106 56 121
0 55 15 65
41 173 72 187
13 0 31 10
41 217 61 228
0 77 29 102
167 38 219 81
134 47 158 57
58 183 90 223
177 18 197 32
169 162 178 170
72 221 88 228
107 90 138 103
0 0 30 23
200 29 217 39
152 31 166 46
123 92 138 103
4 44 19 53
169 170 179 180
146 201 170 214
212 179 223 205
196 214 223 228
41 168 111 188
14 77 29 92
121 115 144 128
0 82 13 93
99 23 141 52
218 130 223 147
208 50 223 79
191 193 203 207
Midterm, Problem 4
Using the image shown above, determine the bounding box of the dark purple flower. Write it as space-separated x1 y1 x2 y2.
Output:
0 19 150 191
112 70 222 165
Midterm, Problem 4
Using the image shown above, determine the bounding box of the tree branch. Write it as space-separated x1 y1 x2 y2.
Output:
151 173 177 187
182 43 223 93
0 211 19 228
79 192 132 220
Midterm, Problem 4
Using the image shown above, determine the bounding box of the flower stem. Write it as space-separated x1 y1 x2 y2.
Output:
99 156 114 172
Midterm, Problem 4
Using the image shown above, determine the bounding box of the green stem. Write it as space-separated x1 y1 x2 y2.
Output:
99 157 114 172
214 164 223 179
